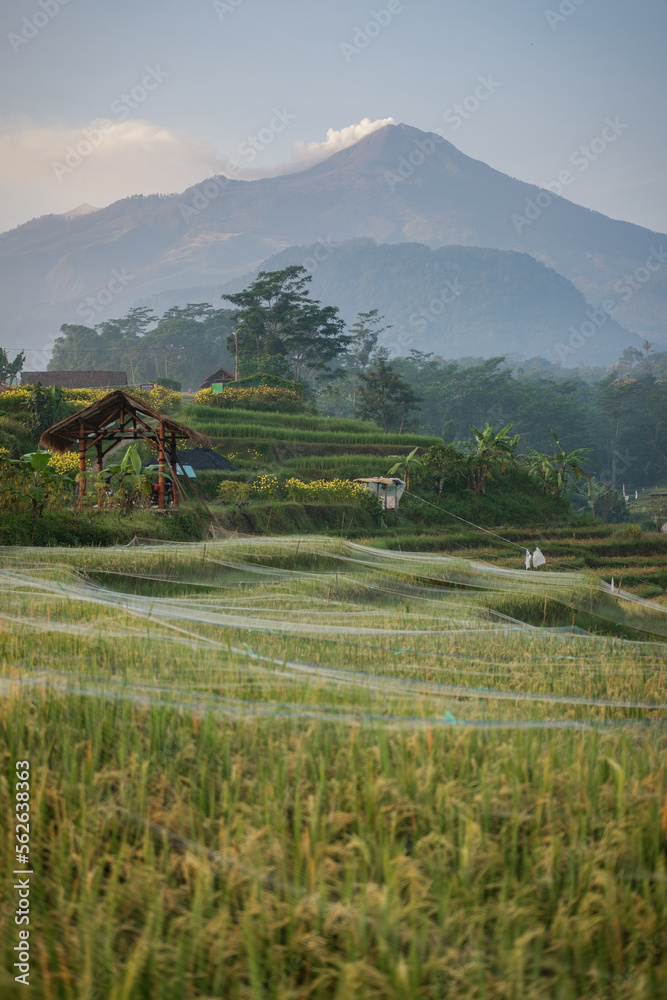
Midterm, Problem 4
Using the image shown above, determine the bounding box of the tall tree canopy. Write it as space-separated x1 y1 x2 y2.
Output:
50 305 237 389
222 266 350 382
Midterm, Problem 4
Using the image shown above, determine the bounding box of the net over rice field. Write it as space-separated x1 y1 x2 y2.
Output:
0 537 665 998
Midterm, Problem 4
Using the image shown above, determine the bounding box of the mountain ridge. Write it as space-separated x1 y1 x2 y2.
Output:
1 123 665 359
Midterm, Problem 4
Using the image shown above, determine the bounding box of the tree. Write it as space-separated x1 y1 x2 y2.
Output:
457 423 521 493
24 384 70 436
222 266 350 383
50 305 237 389
524 430 591 499
353 351 421 433
0 349 25 385
423 442 465 501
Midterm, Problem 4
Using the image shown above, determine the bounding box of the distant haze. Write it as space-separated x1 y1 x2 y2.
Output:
1 124 665 366
0 0 666 233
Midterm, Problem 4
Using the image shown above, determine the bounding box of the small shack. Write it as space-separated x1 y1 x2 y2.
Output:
354 477 406 510
200 367 235 390
40 389 211 509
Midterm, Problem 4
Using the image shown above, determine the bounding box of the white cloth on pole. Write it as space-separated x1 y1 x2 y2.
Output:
525 549 532 570
532 547 546 568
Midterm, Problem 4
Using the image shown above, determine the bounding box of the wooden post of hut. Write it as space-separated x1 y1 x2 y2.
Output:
39 390 212 514
170 432 179 509
158 420 166 509
78 422 86 497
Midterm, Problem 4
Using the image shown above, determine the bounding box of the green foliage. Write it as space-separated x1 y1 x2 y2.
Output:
216 479 252 504
233 373 303 393
387 446 423 490
155 376 182 391
567 478 630 523
0 347 25 384
23 383 72 435
423 442 466 500
0 449 77 519
354 351 421 433
50 304 237 390
222 266 350 383
95 445 163 514
524 430 592 500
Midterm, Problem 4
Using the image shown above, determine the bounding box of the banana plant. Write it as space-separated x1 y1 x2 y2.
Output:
97 445 172 513
1 450 76 519
387 446 423 491
455 423 521 494
524 431 592 499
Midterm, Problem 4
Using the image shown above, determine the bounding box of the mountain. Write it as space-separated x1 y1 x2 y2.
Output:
1 123 665 360
138 239 634 365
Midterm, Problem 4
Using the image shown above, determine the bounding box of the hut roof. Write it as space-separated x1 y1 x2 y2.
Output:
200 366 235 389
23 370 127 389
40 389 211 454
174 448 237 471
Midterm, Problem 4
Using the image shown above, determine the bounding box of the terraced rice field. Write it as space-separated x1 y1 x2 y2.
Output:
0 538 666 998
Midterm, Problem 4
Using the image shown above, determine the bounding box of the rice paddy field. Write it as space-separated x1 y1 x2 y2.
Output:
181 405 441 459
1 536 666 999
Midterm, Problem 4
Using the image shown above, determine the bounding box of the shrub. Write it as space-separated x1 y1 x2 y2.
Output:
195 386 304 412
217 480 252 504
47 451 80 476
156 377 182 392
128 385 181 414
251 473 282 499
285 477 382 515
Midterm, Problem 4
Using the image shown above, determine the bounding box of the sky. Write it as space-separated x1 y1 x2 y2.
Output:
1 0 666 234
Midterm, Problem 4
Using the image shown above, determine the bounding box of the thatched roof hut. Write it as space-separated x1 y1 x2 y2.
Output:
40 390 209 454
40 390 211 508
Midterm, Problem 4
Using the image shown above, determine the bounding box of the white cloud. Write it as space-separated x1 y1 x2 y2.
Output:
289 116 395 168
0 115 396 232
0 117 225 231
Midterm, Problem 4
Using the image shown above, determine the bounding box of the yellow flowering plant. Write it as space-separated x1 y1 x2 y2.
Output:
251 474 282 498
285 477 380 510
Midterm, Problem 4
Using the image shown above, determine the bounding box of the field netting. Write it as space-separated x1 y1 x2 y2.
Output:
1 537 665 731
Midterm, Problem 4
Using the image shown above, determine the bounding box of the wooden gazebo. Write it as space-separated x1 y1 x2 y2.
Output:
40 390 211 509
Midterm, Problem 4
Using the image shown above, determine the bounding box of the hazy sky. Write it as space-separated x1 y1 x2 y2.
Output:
2 0 666 233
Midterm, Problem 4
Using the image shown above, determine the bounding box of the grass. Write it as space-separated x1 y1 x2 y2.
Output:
0 537 666 998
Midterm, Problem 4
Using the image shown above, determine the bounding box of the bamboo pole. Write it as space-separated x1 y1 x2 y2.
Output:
170 432 179 509
158 420 166 509
78 422 86 498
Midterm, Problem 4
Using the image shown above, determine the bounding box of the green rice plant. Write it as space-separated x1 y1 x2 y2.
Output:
0 538 665 998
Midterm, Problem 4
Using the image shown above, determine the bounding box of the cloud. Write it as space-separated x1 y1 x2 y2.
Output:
227 116 397 181
0 116 226 231
289 116 396 168
0 115 395 232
